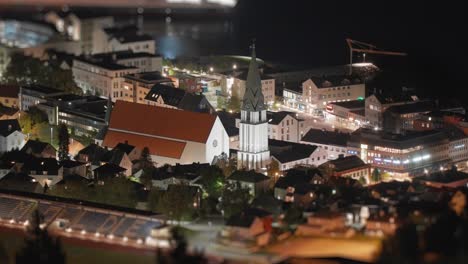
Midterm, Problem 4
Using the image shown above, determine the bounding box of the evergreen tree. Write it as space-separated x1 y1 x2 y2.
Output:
16 210 66 264
218 181 252 218
57 123 70 162
372 168 382 183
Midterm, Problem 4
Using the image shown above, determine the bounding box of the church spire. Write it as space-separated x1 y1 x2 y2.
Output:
242 41 265 112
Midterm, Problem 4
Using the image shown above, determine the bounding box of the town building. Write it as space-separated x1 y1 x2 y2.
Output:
144 83 216 114
20 139 56 158
220 69 276 105
105 27 155 55
416 168 468 189
273 167 324 201
267 111 306 142
382 100 435 134
0 119 26 153
227 170 270 197
121 71 173 104
347 127 468 179
270 139 327 171
102 100 229 166
19 84 66 111
237 45 270 170
365 93 418 129
300 128 351 160
0 84 19 108
302 76 365 111
72 54 140 99
325 100 365 128
321 155 371 182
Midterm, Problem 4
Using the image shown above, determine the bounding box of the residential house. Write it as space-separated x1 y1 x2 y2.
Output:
321 155 371 183
227 170 270 197
19 84 65 111
20 140 56 158
122 71 173 104
274 168 324 201
22 157 64 187
267 111 306 142
300 128 351 160
269 139 327 171
60 160 87 178
0 119 26 153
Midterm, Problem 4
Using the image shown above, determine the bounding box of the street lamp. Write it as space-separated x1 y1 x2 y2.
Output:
363 53 366 62
209 67 214 72
50 127 53 145
233 64 237 70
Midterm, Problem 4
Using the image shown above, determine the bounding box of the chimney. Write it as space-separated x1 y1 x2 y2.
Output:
112 53 117 61
8 124 12 131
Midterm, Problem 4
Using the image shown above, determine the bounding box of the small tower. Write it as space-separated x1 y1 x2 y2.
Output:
237 42 270 170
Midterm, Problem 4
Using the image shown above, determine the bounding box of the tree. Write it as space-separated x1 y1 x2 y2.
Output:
359 176 367 185
218 181 252 219
140 147 153 169
139 147 155 189
372 168 382 183
227 95 241 112
16 210 66 264
157 185 197 222
57 123 70 162
199 165 224 198
283 205 304 227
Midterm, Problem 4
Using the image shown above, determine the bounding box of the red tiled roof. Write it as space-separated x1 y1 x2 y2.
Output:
103 130 186 159
109 100 216 143
0 85 20 98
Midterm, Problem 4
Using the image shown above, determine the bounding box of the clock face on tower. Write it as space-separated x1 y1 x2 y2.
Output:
212 139 218 147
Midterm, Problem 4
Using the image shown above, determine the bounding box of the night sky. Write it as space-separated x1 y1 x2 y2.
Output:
234 0 467 104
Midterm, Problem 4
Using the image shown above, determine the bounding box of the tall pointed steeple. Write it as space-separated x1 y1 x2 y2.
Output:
242 41 265 112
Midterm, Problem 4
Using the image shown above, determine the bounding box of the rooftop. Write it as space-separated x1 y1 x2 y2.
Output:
0 119 21 137
386 100 435 115
270 139 319 163
416 169 468 184
267 111 298 125
329 100 365 110
0 84 19 98
21 84 63 95
301 128 351 147
228 170 269 183
124 71 172 84
325 155 368 172
307 75 363 89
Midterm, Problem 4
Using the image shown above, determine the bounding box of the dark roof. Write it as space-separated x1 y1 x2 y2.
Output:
100 149 126 165
0 173 42 193
0 105 19 117
76 143 108 164
177 93 214 114
21 84 62 95
267 111 297 125
275 168 323 189
416 169 468 184
114 142 136 154
60 160 86 168
269 139 318 163
325 156 367 172
93 163 126 174
145 83 186 107
23 158 61 174
217 110 240 137
110 33 153 43
308 75 362 89
349 128 448 150
93 50 157 60
228 170 269 183
386 101 435 115
301 128 350 147
241 46 266 112
0 84 20 98
166 184 201 196
75 56 136 71
329 100 365 109
370 93 416 105
0 119 21 137
124 71 172 84
20 140 54 154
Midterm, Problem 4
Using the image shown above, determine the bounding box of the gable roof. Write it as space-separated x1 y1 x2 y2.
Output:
0 119 21 137
114 142 136 154
307 75 362 89
145 83 186 107
103 130 186 159
228 170 269 183
301 128 350 147
267 111 297 125
0 84 20 98
20 140 54 154
269 139 318 163
325 155 367 172
385 101 435 115
109 101 217 143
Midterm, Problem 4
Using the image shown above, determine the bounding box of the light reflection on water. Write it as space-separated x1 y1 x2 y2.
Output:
138 16 236 58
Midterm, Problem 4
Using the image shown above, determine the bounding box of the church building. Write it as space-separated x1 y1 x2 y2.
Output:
237 44 270 170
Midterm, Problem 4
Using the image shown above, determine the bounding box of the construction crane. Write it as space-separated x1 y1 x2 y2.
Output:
346 38 407 75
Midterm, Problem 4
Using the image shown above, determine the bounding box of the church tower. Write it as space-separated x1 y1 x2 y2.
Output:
237 43 270 170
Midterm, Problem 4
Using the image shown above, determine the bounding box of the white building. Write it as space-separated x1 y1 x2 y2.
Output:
107 35 156 55
270 139 328 171
300 128 351 161
0 119 26 153
221 69 276 105
237 45 270 170
302 76 365 111
19 85 66 111
102 101 229 166
267 111 306 142
72 56 139 100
